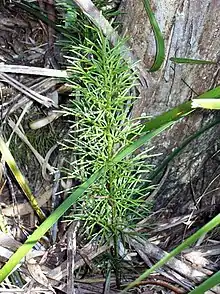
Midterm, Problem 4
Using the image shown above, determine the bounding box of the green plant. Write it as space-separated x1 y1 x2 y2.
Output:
1 1 220 291
59 31 157 284
1 30 219 284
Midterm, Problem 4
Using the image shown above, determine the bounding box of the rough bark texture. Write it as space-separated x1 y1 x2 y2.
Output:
119 0 220 216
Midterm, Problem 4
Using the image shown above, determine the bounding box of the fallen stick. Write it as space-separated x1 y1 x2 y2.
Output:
0 64 68 78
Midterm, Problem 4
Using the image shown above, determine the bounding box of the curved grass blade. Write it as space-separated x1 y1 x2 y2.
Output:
170 57 216 65
0 137 46 221
141 101 193 133
188 271 220 294
192 98 220 109
0 168 104 282
143 0 165 71
122 214 220 293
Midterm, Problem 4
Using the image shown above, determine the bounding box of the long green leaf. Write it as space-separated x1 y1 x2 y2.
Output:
170 57 216 64
197 86 220 99
143 0 165 72
122 214 220 293
0 137 45 221
189 271 220 294
0 168 104 282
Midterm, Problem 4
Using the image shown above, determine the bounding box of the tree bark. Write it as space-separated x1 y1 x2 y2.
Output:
119 0 220 215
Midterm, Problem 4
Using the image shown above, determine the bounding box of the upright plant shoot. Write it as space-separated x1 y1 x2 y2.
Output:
61 30 154 273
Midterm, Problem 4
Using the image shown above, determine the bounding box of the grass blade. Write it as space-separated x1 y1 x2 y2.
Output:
188 271 220 294
197 86 220 98
143 0 165 71
0 136 46 221
170 57 216 64
0 168 104 282
122 214 220 293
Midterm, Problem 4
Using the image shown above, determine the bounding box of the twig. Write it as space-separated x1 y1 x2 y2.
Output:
67 222 80 294
8 119 55 177
7 101 33 146
128 236 209 283
1 78 57 119
0 73 54 107
128 237 193 291
50 169 61 242
0 64 68 78
122 279 186 293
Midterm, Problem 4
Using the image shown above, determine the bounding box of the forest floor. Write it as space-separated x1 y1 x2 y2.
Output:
0 1 220 294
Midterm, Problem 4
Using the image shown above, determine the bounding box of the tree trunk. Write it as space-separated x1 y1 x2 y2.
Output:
119 0 220 216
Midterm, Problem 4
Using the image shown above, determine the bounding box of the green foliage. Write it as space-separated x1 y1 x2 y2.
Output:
57 0 120 50
93 0 122 17
57 1 91 49
1 28 219 283
2 2 220 291
0 103 171 282
61 30 153 241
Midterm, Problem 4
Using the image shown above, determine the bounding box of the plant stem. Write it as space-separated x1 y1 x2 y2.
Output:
104 82 121 287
